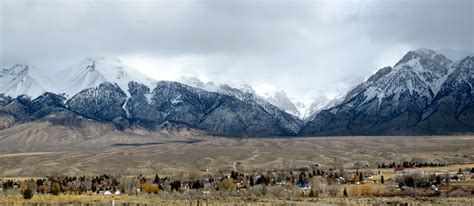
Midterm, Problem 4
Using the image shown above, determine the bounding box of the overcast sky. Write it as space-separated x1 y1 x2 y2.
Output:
1 0 473 103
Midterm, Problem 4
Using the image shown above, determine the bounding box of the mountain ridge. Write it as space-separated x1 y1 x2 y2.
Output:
300 50 473 136
1 49 472 137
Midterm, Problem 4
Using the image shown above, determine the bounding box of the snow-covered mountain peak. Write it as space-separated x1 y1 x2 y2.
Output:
396 49 451 68
61 58 157 98
414 48 438 58
390 49 454 96
0 64 47 99
1 64 30 76
458 56 474 68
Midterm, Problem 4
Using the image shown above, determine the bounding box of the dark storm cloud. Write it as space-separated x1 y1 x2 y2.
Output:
0 0 472 100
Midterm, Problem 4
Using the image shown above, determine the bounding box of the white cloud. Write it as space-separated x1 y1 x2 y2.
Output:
1 0 472 103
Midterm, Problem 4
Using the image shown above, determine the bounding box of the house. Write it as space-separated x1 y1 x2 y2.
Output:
336 177 346 184
298 183 312 196
298 183 311 190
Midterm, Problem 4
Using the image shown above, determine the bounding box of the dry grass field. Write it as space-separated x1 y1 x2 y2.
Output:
0 134 473 177
0 194 473 205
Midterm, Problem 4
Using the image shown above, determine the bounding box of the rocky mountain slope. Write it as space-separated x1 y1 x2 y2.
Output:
300 49 473 136
1 49 472 137
0 59 302 137
178 78 302 133
179 77 332 120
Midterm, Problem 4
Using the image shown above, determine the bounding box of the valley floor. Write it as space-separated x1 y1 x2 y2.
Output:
0 135 473 177
1 135 473 205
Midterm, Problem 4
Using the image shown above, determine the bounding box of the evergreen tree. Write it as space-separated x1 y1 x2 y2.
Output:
343 188 347 197
153 174 160 184
298 172 305 185
171 180 181 191
23 188 33 199
381 175 385 184
435 175 441 186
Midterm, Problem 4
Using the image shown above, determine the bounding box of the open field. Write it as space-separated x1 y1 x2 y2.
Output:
1 194 473 205
0 133 473 177
1 133 473 205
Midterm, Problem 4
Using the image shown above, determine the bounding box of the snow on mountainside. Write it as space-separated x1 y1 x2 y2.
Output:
0 64 48 99
180 78 296 114
178 77 335 119
60 58 156 98
304 95 343 121
300 48 469 136
178 77 303 133
251 84 300 117
343 48 453 109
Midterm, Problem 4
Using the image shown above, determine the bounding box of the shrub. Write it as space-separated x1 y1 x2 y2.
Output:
328 186 338 197
449 189 469 197
219 178 235 192
51 182 61 195
23 188 33 199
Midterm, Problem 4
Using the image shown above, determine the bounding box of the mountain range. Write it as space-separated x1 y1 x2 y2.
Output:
0 49 472 137
300 49 474 135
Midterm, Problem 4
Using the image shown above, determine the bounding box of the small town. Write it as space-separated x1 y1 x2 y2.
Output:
1 162 472 204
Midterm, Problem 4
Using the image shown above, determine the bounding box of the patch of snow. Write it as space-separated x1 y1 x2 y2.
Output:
122 98 130 117
145 92 154 104
170 94 182 104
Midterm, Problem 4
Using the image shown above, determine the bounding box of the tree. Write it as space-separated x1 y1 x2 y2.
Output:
444 172 450 187
191 180 203 190
359 172 364 182
381 175 385 184
298 172 305 185
23 188 34 199
435 175 441 186
51 182 61 195
230 171 238 180
343 188 348 197
153 174 160 184
142 183 159 194
171 180 181 192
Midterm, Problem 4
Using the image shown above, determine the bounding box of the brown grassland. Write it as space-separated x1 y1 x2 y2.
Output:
0 134 473 205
